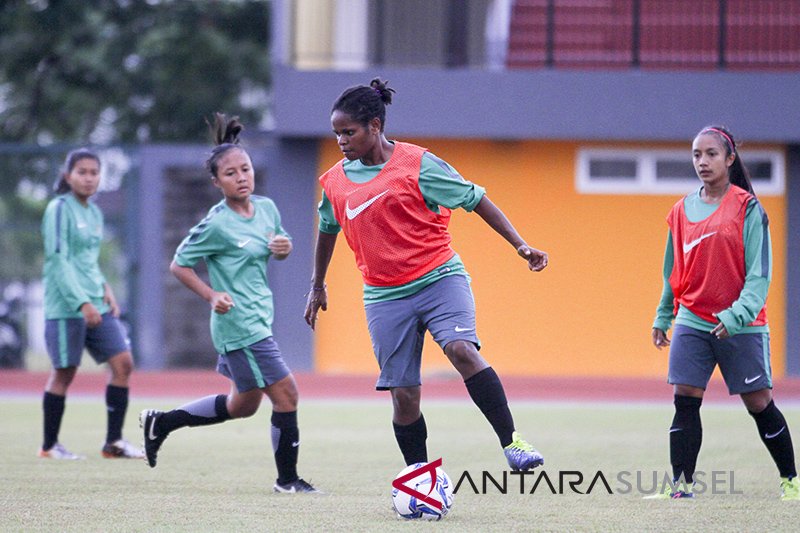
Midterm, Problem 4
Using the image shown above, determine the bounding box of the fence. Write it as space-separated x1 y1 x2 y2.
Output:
507 0 800 69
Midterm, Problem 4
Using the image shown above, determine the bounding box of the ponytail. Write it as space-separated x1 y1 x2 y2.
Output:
205 112 245 178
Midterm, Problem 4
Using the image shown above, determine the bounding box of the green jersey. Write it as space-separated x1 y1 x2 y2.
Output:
42 193 109 319
318 149 485 303
174 195 290 354
653 189 771 336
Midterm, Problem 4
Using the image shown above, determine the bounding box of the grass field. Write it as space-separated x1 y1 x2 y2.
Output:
1 398 798 532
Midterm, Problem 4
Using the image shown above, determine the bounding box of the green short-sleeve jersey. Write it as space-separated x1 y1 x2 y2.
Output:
317 149 484 303
42 193 110 319
174 195 290 353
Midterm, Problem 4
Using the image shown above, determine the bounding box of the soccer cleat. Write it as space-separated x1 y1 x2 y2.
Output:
780 477 800 501
273 478 320 494
102 439 145 459
38 442 85 460
139 409 168 468
504 431 544 471
643 480 695 500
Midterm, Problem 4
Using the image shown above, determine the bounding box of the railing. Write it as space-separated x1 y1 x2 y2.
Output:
507 0 800 70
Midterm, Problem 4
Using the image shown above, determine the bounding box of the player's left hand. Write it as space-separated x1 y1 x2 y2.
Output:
518 245 548 272
710 322 729 340
268 234 292 259
104 285 120 317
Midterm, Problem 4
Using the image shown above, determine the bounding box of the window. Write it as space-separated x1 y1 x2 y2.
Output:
576 148 784 195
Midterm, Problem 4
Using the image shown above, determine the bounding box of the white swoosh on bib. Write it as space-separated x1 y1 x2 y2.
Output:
682 232 717 254
345 190 390 220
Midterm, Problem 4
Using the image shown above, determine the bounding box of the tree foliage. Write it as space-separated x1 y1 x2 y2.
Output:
0 0 271 143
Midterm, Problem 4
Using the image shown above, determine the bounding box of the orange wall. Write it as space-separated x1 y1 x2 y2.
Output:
312 139 786 378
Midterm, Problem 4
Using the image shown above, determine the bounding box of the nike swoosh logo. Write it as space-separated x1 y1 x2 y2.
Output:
669 428 682 433
765 426 786 439
345 190 389 220
237 239 251 248
291 441 300 448
148 421 158 441
454 326 474 332
744 374 762 385
683 232 717 253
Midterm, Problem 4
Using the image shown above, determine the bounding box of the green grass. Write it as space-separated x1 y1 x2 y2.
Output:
1 398 798 532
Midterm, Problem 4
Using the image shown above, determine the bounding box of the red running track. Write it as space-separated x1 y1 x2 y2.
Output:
2 370 800 403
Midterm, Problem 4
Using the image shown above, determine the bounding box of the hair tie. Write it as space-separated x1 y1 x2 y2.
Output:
373 87 382 97
703 128 735 153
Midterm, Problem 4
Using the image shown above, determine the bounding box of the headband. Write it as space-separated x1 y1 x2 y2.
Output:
702 128 735 153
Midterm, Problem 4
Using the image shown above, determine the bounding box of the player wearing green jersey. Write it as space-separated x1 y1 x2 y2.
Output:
140 114 318 493
649 126 798 501
40 148 144 460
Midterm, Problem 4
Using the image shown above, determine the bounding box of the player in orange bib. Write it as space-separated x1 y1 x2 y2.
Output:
650 126 798 500
304 78 549 471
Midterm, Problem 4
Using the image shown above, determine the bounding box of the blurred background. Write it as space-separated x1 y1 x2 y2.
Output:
1 0 798 380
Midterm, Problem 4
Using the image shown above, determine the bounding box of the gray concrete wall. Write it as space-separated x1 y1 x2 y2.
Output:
272 66 800 143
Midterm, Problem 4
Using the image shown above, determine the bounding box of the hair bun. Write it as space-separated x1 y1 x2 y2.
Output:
369 78 395 105
209 112 244 146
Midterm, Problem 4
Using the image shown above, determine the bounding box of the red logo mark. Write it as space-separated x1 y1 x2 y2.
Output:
392 458 443 510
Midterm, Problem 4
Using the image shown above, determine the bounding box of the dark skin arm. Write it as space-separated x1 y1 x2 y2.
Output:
473 195 548 271
303 231 338 330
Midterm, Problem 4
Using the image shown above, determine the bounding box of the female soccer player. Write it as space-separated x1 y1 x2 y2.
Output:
650 125 798 500
40 148 143 460
303 78 548 471
140 114 318 493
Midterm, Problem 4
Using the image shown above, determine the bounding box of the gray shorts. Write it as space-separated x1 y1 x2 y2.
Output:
216 336 291 393
365 275 481 391
668 324 772 395
45 314 130 369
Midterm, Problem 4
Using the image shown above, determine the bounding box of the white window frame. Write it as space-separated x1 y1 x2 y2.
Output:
576 148 785 196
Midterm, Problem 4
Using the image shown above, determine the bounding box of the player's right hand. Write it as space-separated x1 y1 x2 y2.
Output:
652 328 670 350
304 287 328 331
210 292 235 314
80 302 103 328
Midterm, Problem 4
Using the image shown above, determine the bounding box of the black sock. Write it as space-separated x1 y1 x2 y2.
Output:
42 392 66 450
670 395 703 484
393 414 428 465
465 367 515 448
105 385 128 443
749 400 797 479
156 394 231 434
271 411 299 485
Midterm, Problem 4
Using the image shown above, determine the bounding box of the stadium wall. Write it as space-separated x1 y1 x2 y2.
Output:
312 138 787 378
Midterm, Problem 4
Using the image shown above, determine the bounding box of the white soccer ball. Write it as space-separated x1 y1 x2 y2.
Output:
391 461 454 520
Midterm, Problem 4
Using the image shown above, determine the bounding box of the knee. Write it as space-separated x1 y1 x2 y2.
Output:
391 388 420 423
47 367 77 392
274 388 298 412
269 379 299 412
444 341 485 376
445 341 474 365
110 352 134 380
229 399 260 419
742 389 773 413
237 405 259 418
